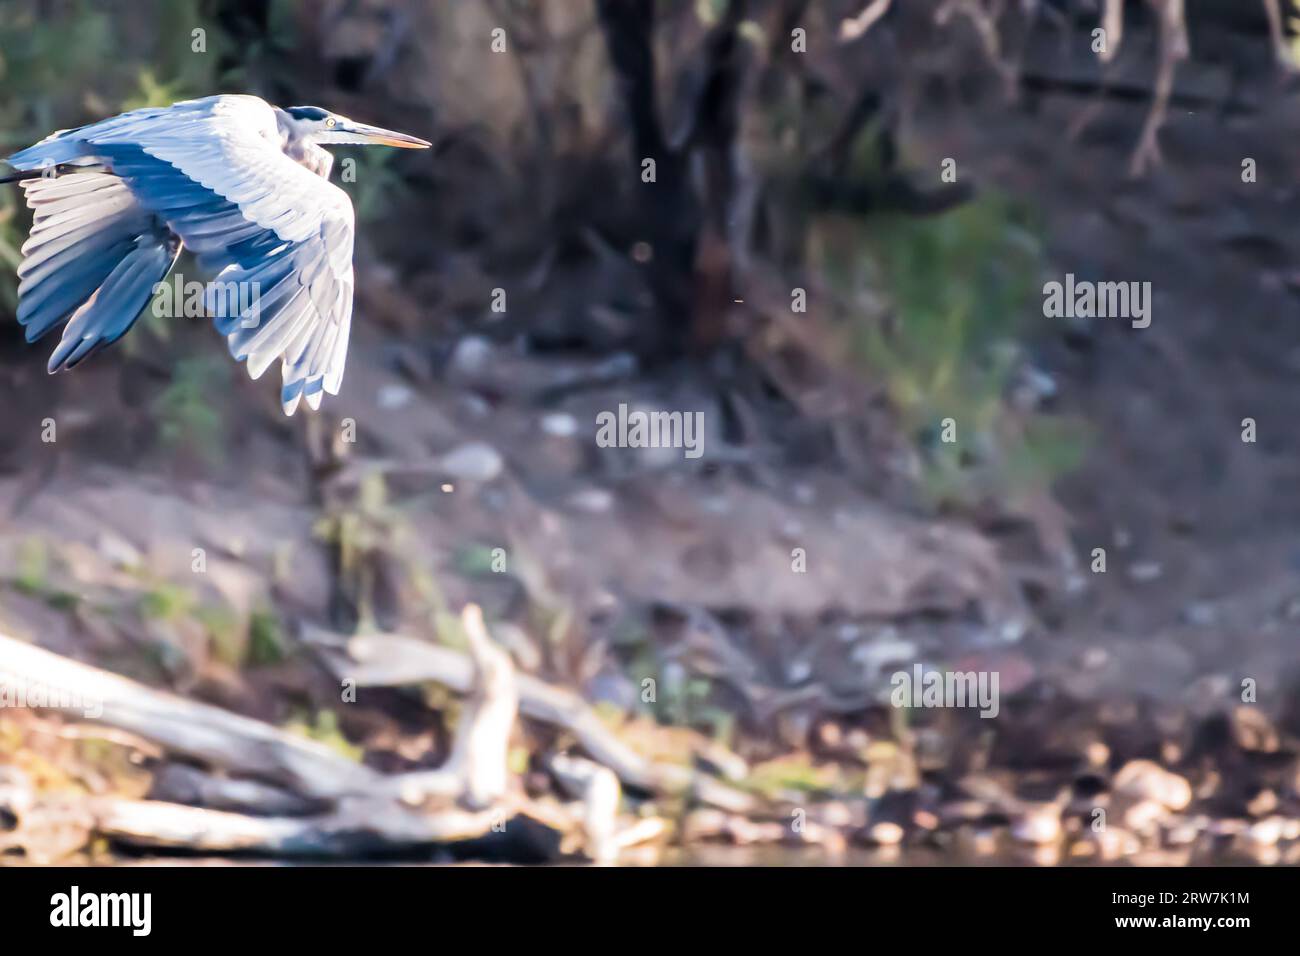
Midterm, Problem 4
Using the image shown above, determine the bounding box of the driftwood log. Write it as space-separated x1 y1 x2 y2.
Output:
0 632 380 800
304 625 756 813
0 604 750 861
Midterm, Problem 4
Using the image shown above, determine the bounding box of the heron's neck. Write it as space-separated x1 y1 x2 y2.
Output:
274 110 334 179
285 138 334 179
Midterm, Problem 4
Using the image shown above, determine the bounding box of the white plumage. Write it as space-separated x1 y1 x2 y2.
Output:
4 94 428 414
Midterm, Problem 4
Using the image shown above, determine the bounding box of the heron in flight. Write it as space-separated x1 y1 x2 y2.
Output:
1 95 429 414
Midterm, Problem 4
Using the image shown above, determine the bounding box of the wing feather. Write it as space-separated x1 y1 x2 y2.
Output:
9 95 358 413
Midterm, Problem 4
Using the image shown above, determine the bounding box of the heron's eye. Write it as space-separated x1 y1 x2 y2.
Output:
325 117 337 128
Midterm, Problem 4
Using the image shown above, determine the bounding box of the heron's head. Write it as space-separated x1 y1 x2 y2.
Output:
283 106 431 149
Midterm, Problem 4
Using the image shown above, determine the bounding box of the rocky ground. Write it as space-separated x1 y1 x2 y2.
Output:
3 23 1300 864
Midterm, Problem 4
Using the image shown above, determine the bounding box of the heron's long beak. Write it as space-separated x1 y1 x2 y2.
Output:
335 120 431 149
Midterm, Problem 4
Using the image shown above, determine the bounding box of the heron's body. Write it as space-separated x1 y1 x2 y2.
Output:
2 95 428 414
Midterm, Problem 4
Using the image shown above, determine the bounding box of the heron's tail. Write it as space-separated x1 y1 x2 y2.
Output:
15 171 180 372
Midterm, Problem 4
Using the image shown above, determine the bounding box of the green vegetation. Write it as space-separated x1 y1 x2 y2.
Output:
3 537 78 611
154 356 231 462
13 537 50 596
315 471 404 631
284 709 363 762
452 543 504 577
745 753 849 801
139 581 197 622
337 150 412 225
247 608 290 666
825 194 1086 506
194 604 244 667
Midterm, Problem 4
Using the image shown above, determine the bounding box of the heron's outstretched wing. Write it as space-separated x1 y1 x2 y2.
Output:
15 171 180 371
11 96 356 414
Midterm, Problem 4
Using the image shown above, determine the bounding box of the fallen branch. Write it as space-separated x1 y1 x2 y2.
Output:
0 761 563 861
306 626 756 813
839 0 892 42
1263 0 1297 71
1101 0 1123 63
0 633 380 800
0 609 676 862
549 753 622 862
383 604 518 809
148 765 320 817
1128 0 1189 177
89 796 508 857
